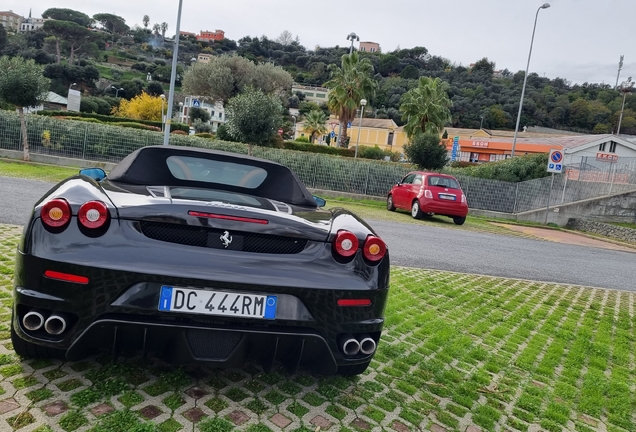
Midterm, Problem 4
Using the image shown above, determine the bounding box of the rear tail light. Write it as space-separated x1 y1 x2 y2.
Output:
337 299 372 307
78 201 109 229
363 236 387 262
424 189 433 199
41 199 71 228
333 230 359 258
461 194 467 203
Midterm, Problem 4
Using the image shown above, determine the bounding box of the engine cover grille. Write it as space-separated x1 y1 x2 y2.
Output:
139 221 308 254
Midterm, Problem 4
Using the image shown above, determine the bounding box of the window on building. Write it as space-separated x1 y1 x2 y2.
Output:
316 93 326 98
599 142 607 151
387 132 394 145
470 152 479 163
211 111 215 116
609 141 617 153
305 93 314 97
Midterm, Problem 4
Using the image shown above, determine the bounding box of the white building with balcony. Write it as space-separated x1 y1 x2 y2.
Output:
178 97 225 132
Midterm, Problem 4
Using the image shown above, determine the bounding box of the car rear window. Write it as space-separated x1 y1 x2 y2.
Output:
166 156 268 189
428 176 460 189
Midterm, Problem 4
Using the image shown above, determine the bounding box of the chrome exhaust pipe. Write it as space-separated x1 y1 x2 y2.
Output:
340 335 361 356
23 310 46 331
359 336 377 356
44 314 67 335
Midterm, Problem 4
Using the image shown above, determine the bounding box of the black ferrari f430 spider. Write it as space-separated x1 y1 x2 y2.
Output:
12 146 390 375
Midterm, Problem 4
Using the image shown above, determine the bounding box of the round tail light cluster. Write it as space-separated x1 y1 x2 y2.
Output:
333 230 387 263
41 199 110 233
78 201 109 229
41 199 71 228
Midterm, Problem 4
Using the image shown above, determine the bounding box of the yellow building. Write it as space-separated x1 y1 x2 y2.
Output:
294 117 409 154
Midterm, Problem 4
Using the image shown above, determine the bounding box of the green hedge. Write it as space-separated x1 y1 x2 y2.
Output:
35 110 189 133
282 141 355 157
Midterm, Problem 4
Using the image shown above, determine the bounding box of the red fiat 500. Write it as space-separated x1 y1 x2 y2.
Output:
387 172 469 225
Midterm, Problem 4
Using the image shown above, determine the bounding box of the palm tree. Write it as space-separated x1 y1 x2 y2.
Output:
399 76 452 139
302 110 328 143
160 22 168 40
142 15 150 29
325 52 377 148
152 23 160 34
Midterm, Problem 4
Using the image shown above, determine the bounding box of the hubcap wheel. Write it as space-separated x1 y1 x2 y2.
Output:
387 197 393 209
412 202 419 217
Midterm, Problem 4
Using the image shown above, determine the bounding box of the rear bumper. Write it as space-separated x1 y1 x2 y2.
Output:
419 199 468 217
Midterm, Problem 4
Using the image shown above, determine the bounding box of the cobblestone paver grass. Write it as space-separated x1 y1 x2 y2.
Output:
0 223 633 431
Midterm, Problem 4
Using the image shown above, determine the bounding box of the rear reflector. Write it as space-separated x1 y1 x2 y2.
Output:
44 270 89 284
338 299 372 307
188 211 269 225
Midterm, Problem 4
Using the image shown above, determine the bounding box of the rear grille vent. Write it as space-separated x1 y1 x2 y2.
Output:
139 221 308 254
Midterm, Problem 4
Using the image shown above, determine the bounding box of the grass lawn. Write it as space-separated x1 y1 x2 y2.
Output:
609 222 636 230
0 224 632 431
0 159 80 183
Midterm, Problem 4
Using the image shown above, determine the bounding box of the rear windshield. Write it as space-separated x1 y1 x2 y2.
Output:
166 156 268 189
428 176 460 189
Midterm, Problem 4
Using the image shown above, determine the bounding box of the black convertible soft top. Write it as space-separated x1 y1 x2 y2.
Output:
108 146 317 207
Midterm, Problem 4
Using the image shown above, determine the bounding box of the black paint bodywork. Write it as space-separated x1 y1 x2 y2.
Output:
12 148 390 375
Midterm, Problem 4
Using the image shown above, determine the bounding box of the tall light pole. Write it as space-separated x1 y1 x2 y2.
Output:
346 32 359 55
111 86 124 98
615 55 624 90
511 3 550 158
617 77 634 135
354 99 367 159
163 0 184 145
160 94 166 132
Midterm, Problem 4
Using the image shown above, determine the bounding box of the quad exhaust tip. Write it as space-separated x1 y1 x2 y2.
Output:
44 314 67 335
23 310 46 331
341 336 361 356
359 336 377 356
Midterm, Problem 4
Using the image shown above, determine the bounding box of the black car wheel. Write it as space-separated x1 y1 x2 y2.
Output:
337 361 371 376
387 195 396 212
453 216 466 226
11 324 66 360
411 201 423 219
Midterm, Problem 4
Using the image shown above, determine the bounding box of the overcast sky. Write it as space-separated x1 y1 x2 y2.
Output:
5 0 635 85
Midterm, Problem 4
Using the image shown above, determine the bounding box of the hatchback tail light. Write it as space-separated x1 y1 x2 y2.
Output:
333 230 359 258
461 194 467 203
424 189 433 199
363 236 387 262
78 201 109 229
41 199 72 228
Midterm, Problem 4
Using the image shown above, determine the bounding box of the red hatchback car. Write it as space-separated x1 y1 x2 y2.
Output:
387 172 469 225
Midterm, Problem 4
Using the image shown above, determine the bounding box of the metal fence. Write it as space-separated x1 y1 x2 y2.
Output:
2 111 636 214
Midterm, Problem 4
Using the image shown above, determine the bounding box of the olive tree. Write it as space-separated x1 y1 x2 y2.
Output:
403 133 448 171
0 56 50 161
225 87 282 155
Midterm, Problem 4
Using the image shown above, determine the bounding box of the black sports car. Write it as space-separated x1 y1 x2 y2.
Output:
12 146 390 375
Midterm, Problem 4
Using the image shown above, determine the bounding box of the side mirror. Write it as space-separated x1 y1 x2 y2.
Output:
79 168 106 182
313 196 327 207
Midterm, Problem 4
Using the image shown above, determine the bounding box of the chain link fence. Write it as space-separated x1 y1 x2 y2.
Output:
2 111 636 214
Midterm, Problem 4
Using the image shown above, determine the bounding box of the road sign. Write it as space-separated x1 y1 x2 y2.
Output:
451 136 460 162
278 128 283 135
192 99 201 108
547 149 564 173
330 131 336 138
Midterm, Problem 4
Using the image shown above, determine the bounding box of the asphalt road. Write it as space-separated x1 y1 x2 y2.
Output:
2 176 635 291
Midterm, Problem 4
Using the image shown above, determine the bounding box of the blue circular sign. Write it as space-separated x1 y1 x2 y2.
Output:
551 151 563 163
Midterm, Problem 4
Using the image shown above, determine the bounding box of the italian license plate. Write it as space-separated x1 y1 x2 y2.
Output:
158 286 277 320
439 194 456 201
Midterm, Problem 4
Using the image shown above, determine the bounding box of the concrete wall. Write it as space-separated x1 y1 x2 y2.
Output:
515 190 636 226
0 149 117 171
566 219 636 243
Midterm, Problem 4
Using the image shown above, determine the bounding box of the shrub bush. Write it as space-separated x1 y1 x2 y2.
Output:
35 110 189 133
112 122 161 131
171 130 188 135
283 141 355 157
194 133 215 139
294 136 310 143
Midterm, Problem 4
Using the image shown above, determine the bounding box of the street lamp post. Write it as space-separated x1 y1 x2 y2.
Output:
617 77 634 135
163 0 184 145
346 32 359 55
111 86 124 98
511 3 550 158
354 99 367 159
160 94 166 132
291 115 297 139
